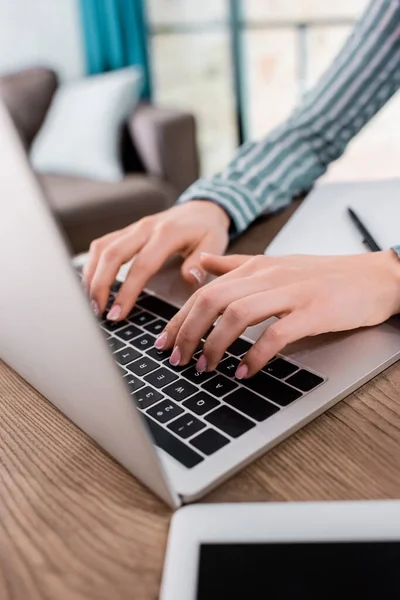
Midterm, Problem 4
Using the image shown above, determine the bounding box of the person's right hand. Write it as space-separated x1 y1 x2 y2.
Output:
83 200 231 321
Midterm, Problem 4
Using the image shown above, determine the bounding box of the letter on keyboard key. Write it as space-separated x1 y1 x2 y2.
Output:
134 386 164 409
202 374 238 397
144 367 178 389
182 392 220 416
116 324 142 342
262 358 298 379
114 347 141 365
131 333 157 351
127 357 159 376
163 379 198 402
205 406 255 438
144 416 203 468
168 415 206 439
146 400 183 423
123 374 145 394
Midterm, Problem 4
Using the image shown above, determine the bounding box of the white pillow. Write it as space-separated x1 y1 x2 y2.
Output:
30 67 143 182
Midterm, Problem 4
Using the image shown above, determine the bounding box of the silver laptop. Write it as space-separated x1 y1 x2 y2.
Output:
1 100 399 509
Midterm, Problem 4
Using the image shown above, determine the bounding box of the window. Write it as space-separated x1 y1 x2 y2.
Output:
148 0 400 182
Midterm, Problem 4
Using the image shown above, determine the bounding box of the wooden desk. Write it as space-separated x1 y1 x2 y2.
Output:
1 204 400 600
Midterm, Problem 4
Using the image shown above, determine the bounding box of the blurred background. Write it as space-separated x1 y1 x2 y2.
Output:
0 0 398 254
1 0 399 177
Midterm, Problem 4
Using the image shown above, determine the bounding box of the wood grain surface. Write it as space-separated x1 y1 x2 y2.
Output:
1 204 400 600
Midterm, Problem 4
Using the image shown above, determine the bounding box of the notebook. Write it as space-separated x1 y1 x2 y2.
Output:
265 179 400 257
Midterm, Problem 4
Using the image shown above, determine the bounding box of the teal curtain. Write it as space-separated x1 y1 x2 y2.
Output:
79 0 152 99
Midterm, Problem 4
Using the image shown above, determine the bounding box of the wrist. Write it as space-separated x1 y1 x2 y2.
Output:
191 199 232 232
380 249 400 316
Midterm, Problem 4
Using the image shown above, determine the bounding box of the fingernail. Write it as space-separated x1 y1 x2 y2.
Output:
91 300 99 316
155 331 168 350
235 364 248 380
107 304 121 321
196 354 207 373
200 252 211 258
189 268 205 284
169 346 181 367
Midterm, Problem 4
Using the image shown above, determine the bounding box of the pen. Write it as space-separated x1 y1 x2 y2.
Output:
347 207 382 252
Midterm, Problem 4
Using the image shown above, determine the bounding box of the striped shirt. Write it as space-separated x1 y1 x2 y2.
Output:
178 0 400 235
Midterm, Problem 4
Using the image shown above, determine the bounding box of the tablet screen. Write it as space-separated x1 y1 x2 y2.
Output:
197 541 400 599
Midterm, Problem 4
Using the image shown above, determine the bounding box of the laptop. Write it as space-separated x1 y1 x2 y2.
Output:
1 100 399 509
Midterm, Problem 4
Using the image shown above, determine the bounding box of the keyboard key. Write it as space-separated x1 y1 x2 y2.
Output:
242 372 302 406
144 318 167 336
146 346 172 361
127 357 159 376
182 367 217 384
147 399 183 423
134 386 164 409
130 310 156 327
101 319 129 333
286 369 324 392
168 415 206 439
202 374 238 397
163 379 198 402
218 356 240 377
106 337 125 353
144 367 178 389
123 374 145 393
115 324 142 342
227 338 252 357
263 358 298 379
224 388 279 422
190 428 230 455
110 281 122 293
127 306 142 319
114 347 142 365
117 364 127 375
137 295 179 321
131 333 156 351
164 357 196 373
144 415 203 468
205 406 255 438
183 392 220 416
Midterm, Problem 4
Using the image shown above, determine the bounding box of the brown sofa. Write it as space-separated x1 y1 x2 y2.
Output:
0 67 200 253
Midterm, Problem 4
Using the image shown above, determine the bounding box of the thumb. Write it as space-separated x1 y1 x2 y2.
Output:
199 253 252 275
181 233 228 285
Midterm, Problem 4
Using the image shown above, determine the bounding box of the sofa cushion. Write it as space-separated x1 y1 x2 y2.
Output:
0 67 58 148
38 173 177 253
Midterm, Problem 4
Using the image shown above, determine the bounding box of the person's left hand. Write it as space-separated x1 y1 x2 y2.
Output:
154 250 400 379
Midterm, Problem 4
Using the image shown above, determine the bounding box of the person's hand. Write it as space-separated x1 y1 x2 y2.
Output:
157 250 400 379
83 201 230 320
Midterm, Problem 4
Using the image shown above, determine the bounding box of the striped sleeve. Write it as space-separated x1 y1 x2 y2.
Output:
177 0 400 234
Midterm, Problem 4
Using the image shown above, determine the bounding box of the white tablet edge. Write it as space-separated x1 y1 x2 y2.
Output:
160 500 400 600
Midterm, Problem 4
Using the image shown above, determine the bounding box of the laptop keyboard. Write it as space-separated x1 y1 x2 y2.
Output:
77 270 326 469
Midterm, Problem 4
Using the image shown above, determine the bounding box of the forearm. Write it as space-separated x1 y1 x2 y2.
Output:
178 0 400 234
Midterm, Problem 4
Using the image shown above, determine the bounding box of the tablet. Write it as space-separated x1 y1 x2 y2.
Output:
160 500 400 600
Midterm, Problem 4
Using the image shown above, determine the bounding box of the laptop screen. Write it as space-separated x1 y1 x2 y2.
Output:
197 540 400 599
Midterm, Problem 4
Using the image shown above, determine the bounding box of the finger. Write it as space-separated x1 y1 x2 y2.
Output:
90 226 149 315
201 288 296 371
161 259 267 354
180 232 228 286
199 253 252 276
83 230 122 292
238 309 314 378
110 231 182 320
169 276 270 366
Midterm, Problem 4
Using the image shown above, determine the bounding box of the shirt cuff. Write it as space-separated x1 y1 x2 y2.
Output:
176 177 261 235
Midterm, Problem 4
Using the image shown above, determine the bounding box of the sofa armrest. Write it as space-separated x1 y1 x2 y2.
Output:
128 104 200 196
